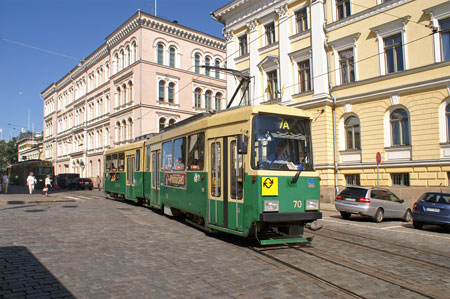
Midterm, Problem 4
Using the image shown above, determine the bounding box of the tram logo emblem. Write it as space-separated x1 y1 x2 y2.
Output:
262 177 278 196
308 178 315 188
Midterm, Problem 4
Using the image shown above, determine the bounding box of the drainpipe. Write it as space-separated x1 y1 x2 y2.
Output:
322 2 339 197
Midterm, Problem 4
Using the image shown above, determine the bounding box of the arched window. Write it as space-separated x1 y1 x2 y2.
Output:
215 93 222 112
195 54 200 74
157 43 164 64
131 41 137 62
128 81 133 102
205 90 212 111
119 50 125 70
122 120 127 141
122 83 127 104
159 117 166 132
168 82 175 103
169 119 176 126
194 88 202 108
345 116 361 150
169 47 176 67
127 118 133 141
159 81 165 101
126 46 130 66
390 108 410 146
215 59 221 78
205 57 211 76
116 87 121 107
447 103 450 142
114 54 119 73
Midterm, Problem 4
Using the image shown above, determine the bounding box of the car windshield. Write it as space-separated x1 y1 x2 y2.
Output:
252 114 313 171
339 187 367 198
419 193 450 204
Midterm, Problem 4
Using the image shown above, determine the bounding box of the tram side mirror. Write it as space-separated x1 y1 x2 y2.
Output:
237 135 248 154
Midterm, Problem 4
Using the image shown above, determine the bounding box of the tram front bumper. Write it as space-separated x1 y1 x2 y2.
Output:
259 211 322 223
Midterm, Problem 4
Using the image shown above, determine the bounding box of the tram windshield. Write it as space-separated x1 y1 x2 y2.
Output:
252 115 313 171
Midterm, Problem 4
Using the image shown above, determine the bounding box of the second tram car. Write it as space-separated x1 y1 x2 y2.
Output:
104 105 322 244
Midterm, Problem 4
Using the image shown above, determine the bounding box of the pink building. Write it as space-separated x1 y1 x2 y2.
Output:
41 11 226 178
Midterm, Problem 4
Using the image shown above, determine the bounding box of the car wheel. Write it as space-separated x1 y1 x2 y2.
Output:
402 209 412 222
340 211 351 220
413 220 423 229
373 208 384 223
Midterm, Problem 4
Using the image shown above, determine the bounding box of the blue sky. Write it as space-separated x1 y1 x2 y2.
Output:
0 0 230 140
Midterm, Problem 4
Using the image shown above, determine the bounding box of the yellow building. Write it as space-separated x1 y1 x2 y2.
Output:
17 131 43 162
213 0 450 203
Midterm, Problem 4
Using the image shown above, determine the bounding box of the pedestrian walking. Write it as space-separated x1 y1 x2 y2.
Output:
44 175 52 197
96 175 102 191
53 176 59 190
2 173 8 194
26 172 37 195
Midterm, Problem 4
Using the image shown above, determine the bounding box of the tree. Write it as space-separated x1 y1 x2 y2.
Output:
0 138 18 167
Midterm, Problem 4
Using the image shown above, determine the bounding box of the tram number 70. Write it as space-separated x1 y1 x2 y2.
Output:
293 200 303 208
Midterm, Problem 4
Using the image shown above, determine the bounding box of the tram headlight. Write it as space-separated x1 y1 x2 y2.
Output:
306 200 319 210
264 200 279 212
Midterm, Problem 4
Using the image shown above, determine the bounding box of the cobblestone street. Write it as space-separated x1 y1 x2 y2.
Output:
1 188 449 298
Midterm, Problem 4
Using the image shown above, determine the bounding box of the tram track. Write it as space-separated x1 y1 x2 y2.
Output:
321 227 450 259
245 242 447 299
315 231 450 271
248 246 366 299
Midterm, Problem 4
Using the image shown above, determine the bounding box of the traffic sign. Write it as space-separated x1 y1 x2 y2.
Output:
376 152 381 164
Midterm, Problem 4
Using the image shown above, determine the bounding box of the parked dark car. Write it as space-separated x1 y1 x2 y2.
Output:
68 178 93 190
412 192 450 229
335 187 412 223
57 173 80 189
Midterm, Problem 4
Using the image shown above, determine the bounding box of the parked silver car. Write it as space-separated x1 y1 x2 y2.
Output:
335 187 412 223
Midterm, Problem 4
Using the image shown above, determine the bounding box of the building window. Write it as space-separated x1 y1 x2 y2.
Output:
169 119 176 126
337 0 351 20
169 46 176 67
194 88 202 108
392 173 410 186
168 82 175 103
384 34 404 73
265 22 276 45
205 57 211 76
447 103 450 142
215 59 221 79
295 8 308 34
194 54 200 74
159 81 165 101
345 116 361 150
215 93 222 112
298 60 311 93
157 43 164 65
390 108 410 146
159 118 166 132
339 49 355 84
345 174 360 186
239 34 248 56
440 18 450 61
205 90 212 111
266 70 278 100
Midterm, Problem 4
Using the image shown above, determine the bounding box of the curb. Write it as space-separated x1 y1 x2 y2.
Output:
0 199 77 205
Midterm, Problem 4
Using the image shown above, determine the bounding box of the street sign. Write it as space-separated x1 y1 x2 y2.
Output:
376 152 381 164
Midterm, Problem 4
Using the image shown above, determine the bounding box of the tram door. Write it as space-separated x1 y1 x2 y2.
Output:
151 150 161 208
126 155 135 200
208 137 244 232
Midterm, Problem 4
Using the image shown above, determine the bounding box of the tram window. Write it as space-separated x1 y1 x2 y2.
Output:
136 150 141 171
173 137 186 170
162 141 173 170
188 133 204 170
230 141 243 200
106 155 111 172
112 154 118 171
118 153 125 171
210 142 221 197
146 146 151 171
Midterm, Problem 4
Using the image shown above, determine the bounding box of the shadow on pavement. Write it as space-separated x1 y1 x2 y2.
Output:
0 246 74 298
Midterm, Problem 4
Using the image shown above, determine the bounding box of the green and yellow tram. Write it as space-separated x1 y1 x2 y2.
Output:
104 105 322 244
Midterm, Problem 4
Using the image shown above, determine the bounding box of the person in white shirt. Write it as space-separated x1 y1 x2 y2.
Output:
2 173 8 194
44 175 52 197
26 172 37 195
